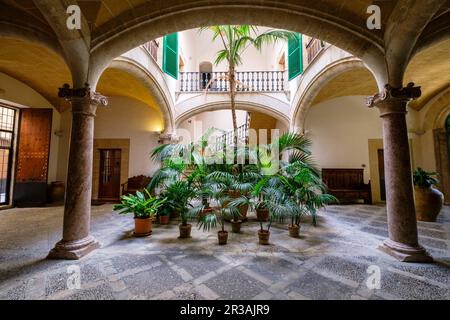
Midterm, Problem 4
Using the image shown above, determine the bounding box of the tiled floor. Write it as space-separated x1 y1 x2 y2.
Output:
0 204 449 300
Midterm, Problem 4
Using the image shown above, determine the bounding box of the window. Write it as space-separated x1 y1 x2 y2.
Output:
0 106 16 205
288 33 303 80
163 33 178 79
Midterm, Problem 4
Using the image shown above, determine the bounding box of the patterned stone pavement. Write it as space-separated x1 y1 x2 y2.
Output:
0 204 449 300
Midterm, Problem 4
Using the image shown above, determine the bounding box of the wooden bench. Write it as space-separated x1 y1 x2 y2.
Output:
121 175 152 196
322 169 372 204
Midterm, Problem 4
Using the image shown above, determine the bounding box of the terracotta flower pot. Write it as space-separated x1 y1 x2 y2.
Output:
256 207 269 222
288 224 300 238
258 230 270 245
159 215 170 225
227 190 248 221
415 186 444 222
179 223 192 238
239 204 249 221
228 190 241 199
134 217 152 237
231 219 242 233
218 231 228 245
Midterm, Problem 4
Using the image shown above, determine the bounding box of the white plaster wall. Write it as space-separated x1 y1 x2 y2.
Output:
414 130 436 172
178 28 283 73
0 72 61 183
275 119 288 134
304 96 383 183
94 96 164 177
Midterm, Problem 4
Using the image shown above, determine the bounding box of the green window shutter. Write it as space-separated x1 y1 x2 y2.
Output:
163 33 178 79
288 33 303 81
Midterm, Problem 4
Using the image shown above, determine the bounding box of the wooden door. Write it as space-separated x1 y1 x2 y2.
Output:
98 149 121 199
14 108 52 207
377 149 386 201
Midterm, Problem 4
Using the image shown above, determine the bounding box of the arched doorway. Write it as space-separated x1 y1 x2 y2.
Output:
199 61 213 90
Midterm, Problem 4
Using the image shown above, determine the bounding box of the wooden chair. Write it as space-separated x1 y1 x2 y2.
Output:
121 175 152 196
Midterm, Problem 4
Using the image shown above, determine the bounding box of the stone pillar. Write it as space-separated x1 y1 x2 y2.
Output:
48 84 108 260
367 83 432 262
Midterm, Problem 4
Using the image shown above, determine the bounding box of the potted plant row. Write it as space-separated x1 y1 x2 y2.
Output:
120 131 335 246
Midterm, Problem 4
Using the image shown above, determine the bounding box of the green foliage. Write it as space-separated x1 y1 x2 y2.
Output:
200 26 296 68
160 180 198 225
113 189 165 219
149 130 335 233
197 184 241 233
200 25 297 142
413 168 439 188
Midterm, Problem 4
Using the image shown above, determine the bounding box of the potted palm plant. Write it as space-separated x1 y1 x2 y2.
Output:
231 184 274 245
157 200 171 225
198 185 241 245
200 26 295 148
114 189 165 237
257 209 275 245
413 168 444 222
161 180 198 238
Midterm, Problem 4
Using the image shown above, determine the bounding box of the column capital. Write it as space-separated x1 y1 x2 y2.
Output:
159 133 179 144
59 83 108 106
366 83 421 116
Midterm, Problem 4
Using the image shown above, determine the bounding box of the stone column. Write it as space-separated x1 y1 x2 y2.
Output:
367 83 432 262
48 84 108 260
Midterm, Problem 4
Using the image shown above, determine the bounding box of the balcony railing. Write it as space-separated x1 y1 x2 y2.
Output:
306 38 325 64
216 122 249 151
179 71 285 93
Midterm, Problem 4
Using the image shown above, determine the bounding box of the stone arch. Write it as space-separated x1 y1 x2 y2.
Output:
291 58 377 131
175 103 289 129
101 57 175 134
88 2 386 87
423 87 450 131
199 61 213 73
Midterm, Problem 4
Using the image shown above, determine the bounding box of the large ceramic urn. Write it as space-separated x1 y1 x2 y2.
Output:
415 185 444 222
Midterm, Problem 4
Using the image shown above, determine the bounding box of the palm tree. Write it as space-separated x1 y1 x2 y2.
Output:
200 25 295 147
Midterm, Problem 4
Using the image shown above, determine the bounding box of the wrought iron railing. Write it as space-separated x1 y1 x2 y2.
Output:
306 38 325 64
216 123 249 151
179 71 285 93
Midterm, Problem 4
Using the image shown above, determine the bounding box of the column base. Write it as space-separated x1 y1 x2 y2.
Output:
378 239 433 263
47 235 100 260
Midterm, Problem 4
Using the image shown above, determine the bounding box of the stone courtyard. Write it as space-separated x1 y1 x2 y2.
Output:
0 204 449 300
